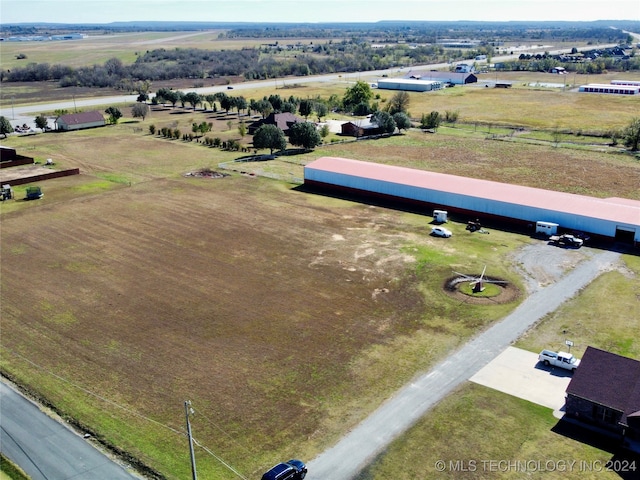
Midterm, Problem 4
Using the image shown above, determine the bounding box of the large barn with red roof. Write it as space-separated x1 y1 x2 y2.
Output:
303 157 640 245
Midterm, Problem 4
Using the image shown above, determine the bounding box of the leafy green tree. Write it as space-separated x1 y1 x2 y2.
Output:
420 111 441 131
343 80 373 111
132 103 150 121
386 91 410 115
252 124 286 154
298 99 313 119
255 99 273 118
353 101 371 116
314 102 328 121
0 116 13 137
622 117 640 151
319 123 330 139
371 111 396 134
233 96 247 115
149 124 156 135
105 106 122 125
393 112 411 132
184 92 201 110
205 94 217 111
220 94 233 113
444 110 459 123
35 115 49 130
136 93 149 103
288 122 322 150
238 122 247 137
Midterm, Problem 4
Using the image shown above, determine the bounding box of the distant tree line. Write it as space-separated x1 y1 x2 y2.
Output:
0 41 454 87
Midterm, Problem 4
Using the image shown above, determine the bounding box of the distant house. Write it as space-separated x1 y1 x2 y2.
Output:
55 111 106 131
408 71 477 85
565 346 640 446
340 118 383 137
248 112 303 135
454 63 475 73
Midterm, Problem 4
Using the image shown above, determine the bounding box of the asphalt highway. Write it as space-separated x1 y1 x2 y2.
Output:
0 381 140 480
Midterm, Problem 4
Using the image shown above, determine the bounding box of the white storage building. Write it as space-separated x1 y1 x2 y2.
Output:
304 157 640 245
579 84 640 95
377 78 443 92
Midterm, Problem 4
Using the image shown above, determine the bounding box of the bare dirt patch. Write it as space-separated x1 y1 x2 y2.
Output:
0 164 58 183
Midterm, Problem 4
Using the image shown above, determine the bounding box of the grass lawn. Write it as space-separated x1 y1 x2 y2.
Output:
356 383 625 480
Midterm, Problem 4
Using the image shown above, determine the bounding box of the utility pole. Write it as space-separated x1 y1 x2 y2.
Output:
185 400 198 480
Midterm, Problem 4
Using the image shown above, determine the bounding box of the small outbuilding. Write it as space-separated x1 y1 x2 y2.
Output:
55 111 106 131
565 347 640 448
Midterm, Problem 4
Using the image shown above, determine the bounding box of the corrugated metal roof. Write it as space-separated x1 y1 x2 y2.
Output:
304 157 640 226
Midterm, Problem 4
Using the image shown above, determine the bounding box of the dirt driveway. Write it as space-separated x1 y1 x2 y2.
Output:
470 346 572 414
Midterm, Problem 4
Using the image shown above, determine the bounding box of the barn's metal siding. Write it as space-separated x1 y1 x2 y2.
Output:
304 167 637 240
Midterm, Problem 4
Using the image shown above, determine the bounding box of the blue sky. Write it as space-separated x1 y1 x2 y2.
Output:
2 0 639 24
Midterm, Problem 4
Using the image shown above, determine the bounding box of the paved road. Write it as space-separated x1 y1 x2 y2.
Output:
0 381 140 480
306 248 620 480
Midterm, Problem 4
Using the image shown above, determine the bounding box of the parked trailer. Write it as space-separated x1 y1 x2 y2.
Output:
535 221 559 236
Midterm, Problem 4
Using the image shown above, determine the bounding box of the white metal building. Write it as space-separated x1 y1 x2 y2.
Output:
304 157 640 244
377 78 443 92
579 84 640 95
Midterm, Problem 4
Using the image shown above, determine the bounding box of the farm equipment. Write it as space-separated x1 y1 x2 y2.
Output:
0 184 12 201
25 186 43 200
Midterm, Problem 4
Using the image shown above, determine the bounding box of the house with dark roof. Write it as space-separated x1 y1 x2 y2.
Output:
248 112 302 135
340 118 384 137
565 347 640 444
55 111 106 131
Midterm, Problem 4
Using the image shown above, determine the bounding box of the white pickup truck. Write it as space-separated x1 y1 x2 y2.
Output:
538 350 580 372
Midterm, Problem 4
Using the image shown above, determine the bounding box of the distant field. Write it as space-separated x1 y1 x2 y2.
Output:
0 31 326 70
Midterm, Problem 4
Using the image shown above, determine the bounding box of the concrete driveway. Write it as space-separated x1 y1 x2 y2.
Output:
470 346 572 415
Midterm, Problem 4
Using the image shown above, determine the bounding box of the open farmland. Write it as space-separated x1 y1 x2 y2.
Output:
0 138 531 478
1 62 640 479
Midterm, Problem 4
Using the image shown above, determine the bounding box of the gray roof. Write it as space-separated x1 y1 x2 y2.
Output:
57 111 105 125
566 346 640 425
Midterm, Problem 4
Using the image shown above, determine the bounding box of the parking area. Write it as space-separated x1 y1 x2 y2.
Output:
470 346 572 415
